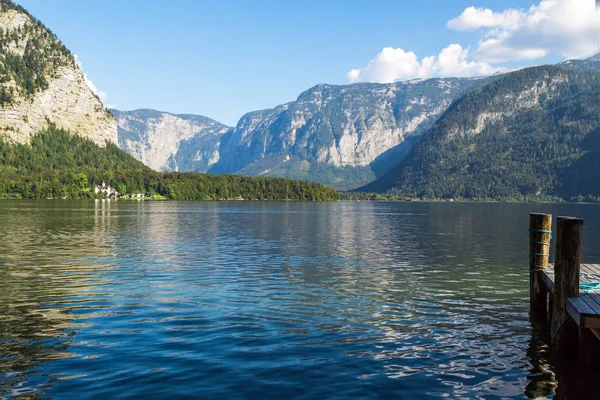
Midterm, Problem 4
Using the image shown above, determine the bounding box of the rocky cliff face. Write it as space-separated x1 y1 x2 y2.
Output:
207 78 491 188
113 109 230 172
115 77 490 189
0 0 116 146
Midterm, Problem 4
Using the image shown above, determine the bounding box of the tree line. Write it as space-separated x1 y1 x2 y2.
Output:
0 126 339 201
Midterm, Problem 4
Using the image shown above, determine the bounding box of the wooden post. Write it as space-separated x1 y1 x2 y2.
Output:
552 216 583 359
529 213 552 321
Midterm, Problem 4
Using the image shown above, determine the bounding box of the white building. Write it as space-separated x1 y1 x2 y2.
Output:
94 182 118 198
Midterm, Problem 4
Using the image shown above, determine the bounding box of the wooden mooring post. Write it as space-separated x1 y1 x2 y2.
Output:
529 213 600 367
529 213 552 321
551 216 583 360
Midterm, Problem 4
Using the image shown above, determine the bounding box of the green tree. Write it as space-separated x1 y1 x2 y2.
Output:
75 172 88 190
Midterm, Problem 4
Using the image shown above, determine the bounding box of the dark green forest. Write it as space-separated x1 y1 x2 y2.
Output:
361 66 600 202
0 127 339 201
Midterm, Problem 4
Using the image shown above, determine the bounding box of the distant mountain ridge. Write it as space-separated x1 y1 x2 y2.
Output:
112 109 229 172
558 53 600 74
115 77 492 189
113 54 600 194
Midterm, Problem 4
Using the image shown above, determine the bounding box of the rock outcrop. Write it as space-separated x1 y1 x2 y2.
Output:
0 0 117 146
113 109 230 172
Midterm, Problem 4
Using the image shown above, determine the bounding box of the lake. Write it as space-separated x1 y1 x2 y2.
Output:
1 200 600 399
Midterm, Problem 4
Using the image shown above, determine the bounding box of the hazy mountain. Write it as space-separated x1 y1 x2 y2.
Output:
112 109 230 172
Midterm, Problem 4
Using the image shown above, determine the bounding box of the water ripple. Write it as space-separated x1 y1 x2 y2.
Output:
3 200 600 398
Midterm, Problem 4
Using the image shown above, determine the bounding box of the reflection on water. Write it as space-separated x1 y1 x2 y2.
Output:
2 200 600 398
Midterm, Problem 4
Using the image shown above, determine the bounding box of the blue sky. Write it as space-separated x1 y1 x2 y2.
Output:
15 0 600 125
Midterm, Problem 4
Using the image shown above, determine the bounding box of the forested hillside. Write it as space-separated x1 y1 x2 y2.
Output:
361 66 600 202
0 127 339 201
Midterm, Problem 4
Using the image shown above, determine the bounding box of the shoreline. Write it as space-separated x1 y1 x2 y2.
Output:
2 197 600 205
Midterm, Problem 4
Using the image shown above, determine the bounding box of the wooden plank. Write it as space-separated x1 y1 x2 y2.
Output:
540 269 555 292
581 292 600 306
582 263 596 273
583 293 600 311
580 264 597 277
569 296 596 315
584 317 600 329
591 328 600 341
580 294 600 321
549 263 600 328
565 296 600 330
567 298 583 326
580 293 600 309
582 264 600 277
580 263 591 274
541 264 555 292
586 264 600 273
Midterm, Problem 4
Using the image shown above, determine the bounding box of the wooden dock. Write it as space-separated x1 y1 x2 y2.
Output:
541 264 600 331
529 213 600 366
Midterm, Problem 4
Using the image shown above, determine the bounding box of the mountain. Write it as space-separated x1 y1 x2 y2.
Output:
209 79 497 189
112 109 230 172
362 65 600 201
558 53 600 74
0 0 116 146
0 1 338 202
114 78 491 190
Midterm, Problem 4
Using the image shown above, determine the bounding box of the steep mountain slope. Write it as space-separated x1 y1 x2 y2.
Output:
112 109 230 172
362 66 600 201
208 78 492 189
114 78 491 190
0 0 116 146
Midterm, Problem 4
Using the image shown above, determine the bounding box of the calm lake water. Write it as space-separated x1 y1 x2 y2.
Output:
2 200 600 399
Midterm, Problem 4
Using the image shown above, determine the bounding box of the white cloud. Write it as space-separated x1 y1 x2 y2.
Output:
348 0 600 83
74 54 110 105
447 6 526 31
448 0 600 62
347 48 420 83
347 44 498 84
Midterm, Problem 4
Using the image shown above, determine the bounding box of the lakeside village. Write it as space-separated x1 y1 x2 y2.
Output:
94 182 164 200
